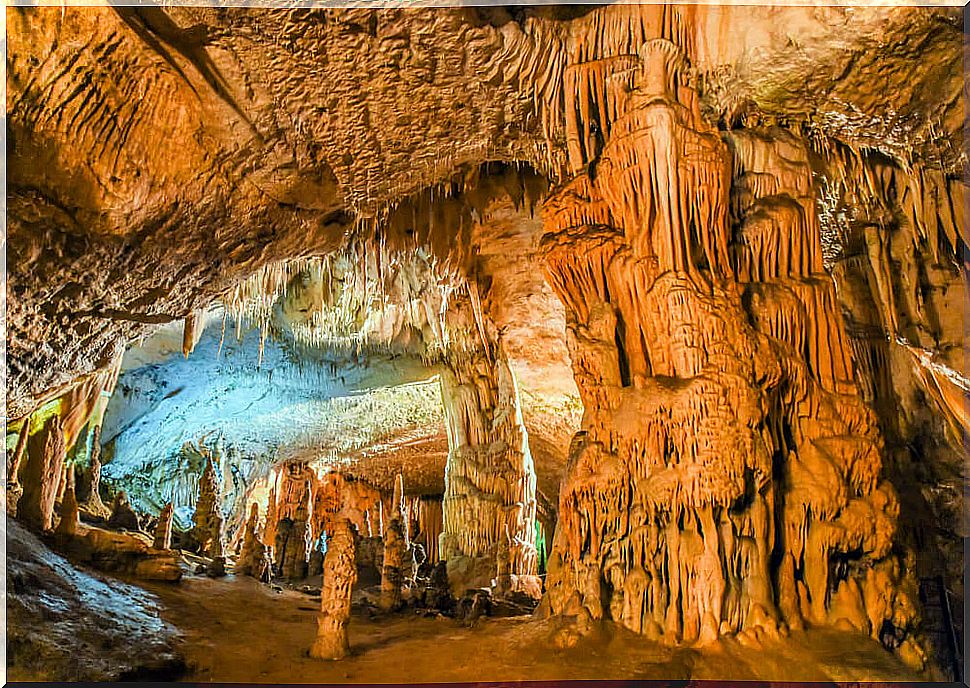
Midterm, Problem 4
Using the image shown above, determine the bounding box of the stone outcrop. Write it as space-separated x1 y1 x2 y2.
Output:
7 519 184 681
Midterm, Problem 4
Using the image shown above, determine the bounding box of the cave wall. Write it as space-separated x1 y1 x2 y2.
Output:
530 6 964 671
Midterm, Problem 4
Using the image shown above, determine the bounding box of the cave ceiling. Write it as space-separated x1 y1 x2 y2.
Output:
6 3 966 512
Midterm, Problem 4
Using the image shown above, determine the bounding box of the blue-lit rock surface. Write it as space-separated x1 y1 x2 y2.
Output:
101 312 446 525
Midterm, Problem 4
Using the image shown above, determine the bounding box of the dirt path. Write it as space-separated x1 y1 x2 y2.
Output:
143 574 922 684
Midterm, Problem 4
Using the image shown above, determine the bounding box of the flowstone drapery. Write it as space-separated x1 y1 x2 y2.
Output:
439 329 540 594
538 28 923 667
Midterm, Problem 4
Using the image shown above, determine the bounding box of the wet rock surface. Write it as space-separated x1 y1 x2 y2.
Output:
6 517 185 681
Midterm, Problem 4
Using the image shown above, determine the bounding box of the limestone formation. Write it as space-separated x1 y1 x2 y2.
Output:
312 471 383 539
108 492 141 532
281 499 310 581
4 4 966 681
153 503 174 550
18 416 66 532
380 475 408 612
77 425 110 519
494 524 513 597
191 457 224 557
310 518 357 661
415 497 444 564
439 330 540 591
538 29 922 664
55 477 79 538
8 418 30 488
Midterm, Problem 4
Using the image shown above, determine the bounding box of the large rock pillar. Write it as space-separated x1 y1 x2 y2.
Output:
537 25 919 663
310 517 357 660
439 336 539 594
17 416 66 531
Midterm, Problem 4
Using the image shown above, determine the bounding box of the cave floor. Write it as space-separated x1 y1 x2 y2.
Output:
141 574 923 683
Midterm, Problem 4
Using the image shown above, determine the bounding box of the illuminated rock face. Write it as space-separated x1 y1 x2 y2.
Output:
539 32 923 664
439 343 540 591
18 416 66 532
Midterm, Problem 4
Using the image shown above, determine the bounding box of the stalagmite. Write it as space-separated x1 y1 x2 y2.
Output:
236 502 267 577
263 485 278 548
18 416 66 532
55 474 79 538
282 496 310 580
380 474 407 612
108 491 141 532
310 518 357 661
494 524 513 597
538 20 921 664
153 503 174 550
192 457 224 556
77 425 109 518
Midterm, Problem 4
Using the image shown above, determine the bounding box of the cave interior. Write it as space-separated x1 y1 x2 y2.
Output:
5 3 968 683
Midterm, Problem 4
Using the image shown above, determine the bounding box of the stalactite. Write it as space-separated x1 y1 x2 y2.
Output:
182 311 203 358
310 518 357 661
416 497 443 564
153 502 174 550
18 416 66 532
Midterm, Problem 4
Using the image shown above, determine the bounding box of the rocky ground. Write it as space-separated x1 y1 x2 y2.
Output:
5 518 185 682
140 572 924 683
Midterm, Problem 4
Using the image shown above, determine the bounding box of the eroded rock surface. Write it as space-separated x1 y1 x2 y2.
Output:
6 518 185 681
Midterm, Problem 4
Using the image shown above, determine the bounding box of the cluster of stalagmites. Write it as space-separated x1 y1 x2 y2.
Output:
6 365 182 582
536 20 925 670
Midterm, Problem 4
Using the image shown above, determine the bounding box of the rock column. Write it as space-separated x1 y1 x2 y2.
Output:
537 22 916 660
380 475 407 612
310 518 357 660
153 502 174 549
439 334 539 591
